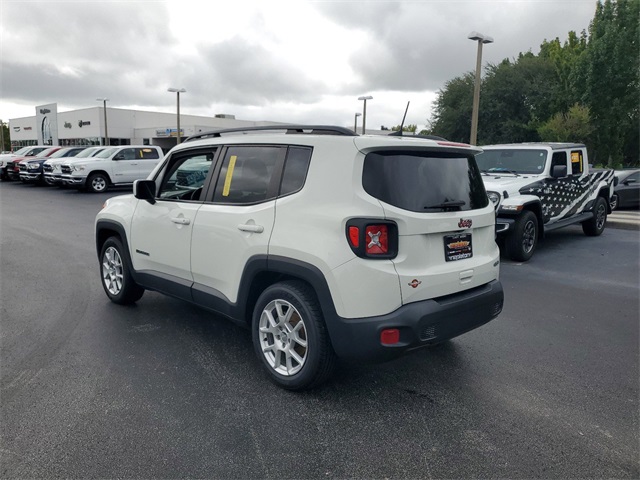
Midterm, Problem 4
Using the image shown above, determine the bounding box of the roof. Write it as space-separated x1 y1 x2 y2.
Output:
481 142 586 150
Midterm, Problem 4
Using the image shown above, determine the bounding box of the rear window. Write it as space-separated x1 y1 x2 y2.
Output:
362 151 488 212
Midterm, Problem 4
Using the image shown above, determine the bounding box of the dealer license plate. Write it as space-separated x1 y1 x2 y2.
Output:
444 233 473 262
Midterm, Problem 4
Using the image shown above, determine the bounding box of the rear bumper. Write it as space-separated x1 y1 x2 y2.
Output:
327 279 504 361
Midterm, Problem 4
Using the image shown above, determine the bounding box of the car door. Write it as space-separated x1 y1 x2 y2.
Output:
111 147 139 183
618 172 640 208
129 148 217 287
190 144 285 305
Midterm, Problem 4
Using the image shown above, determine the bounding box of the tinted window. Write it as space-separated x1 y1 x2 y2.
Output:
362 151 488 212
280 147 312 196
159 150 215 201
137 147 160 159
213 146 283 204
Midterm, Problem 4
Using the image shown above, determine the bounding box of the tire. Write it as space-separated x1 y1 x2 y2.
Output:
99 237 145 304
505 210 538 262
582 196 607 236
87 173 109 193
609 193 618 211
252 280 336 391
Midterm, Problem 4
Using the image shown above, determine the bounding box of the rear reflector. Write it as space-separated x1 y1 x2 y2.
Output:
348 226 360 248
380 328 400 345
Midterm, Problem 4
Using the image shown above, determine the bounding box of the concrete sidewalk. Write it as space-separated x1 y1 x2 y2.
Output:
608 209 640 231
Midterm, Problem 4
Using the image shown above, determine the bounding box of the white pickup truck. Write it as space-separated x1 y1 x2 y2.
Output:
476 142 615 261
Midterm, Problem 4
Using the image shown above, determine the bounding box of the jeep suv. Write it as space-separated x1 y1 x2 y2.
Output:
62 145 163 192
95 126 504 390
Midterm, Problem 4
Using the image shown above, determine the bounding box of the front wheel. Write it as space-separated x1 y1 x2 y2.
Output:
99 237 145 304
87 173 109 193
252 280 336 391
505 210 538 262
582 197 607 236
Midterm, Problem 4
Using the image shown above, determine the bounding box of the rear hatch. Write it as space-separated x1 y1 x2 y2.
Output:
359 144 499 305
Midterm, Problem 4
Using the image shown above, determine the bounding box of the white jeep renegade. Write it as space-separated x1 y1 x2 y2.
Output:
95 125 504 390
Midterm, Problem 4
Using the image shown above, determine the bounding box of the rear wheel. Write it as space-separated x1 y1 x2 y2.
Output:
87 173 109 193
100 237 144 304
252 280 336 391
505 210 538 262
582 196 607 236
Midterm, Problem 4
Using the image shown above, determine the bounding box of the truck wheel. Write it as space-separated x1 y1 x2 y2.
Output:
505 210 538 262
100 237 145 304
252 280 336 391
87 173 108 193
582 197 607 236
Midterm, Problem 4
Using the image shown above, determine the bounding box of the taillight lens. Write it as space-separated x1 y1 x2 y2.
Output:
346 219 397 259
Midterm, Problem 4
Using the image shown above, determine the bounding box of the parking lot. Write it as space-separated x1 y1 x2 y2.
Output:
1 181 638 478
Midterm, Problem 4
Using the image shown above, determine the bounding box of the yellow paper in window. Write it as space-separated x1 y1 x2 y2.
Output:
571 152 581 164
222 155 237 197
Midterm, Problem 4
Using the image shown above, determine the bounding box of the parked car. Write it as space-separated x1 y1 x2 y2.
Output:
43 146 106 186
610 169 639 210
0 146 49 180
95 125 504 390
8 147 61 181
21 146 88 184
62 145 164 193
477 143 615 261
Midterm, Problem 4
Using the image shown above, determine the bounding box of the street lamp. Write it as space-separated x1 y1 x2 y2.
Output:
357 95 373 135
96 98 109 146
354 112 362 134
167 87 186 144
468 31 493 145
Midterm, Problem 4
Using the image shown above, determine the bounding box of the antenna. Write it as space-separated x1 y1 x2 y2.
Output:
388 101 410 137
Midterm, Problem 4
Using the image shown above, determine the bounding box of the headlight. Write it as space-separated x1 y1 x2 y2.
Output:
27 163 39 170
487 191 500 208
70 164 86 172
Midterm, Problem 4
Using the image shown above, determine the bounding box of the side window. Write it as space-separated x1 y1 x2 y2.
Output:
212 146 284 204
280 147 312 196
551 151 568 176
119 148 136 160
158 150 216 201
137 147 160 159
571 150 584 175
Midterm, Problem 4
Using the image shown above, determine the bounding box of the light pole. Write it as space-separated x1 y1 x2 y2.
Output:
96 98 109 146
167 87 186 144
468 32 493 145
354 112 362 134
357 95 373 135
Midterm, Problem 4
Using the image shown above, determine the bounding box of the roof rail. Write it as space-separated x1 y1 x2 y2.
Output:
184 125 357 143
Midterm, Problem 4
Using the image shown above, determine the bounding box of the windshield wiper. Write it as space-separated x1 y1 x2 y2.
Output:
487 167 520 176
424 200 466 211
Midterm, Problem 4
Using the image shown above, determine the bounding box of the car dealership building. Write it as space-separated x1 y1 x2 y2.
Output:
8 103 283 152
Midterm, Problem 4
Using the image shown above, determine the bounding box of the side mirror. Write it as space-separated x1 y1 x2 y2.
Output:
624 178 637 185
134 179 156 204
614 177 619 186
552 165 567 178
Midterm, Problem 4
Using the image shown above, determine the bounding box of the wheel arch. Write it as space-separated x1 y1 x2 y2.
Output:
95 220 138 281
88 169 112 185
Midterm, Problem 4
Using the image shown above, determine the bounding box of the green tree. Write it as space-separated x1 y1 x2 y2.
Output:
537 103 594 144
391 124 417 133
426 72 475 142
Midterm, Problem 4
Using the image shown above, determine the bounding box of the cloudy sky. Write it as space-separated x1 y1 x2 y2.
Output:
1 0 597 131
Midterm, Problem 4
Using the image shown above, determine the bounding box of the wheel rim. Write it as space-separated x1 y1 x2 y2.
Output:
92 176 106 191
258 299 308 376
596 202 607 230
610 194 618 211
522 220 536 254
102 246 123 295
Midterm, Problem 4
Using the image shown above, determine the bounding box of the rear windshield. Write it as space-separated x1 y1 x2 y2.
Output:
362 151 488 212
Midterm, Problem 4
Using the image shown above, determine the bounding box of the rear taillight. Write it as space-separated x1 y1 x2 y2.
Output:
346 219 398 259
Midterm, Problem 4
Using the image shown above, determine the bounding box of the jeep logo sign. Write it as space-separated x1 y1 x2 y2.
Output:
458 218 472 228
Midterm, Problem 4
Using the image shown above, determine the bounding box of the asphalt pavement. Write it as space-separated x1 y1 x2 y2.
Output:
1 181 638 479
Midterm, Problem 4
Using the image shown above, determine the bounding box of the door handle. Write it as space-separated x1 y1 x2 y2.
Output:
171 217 191 225
238 224 264 233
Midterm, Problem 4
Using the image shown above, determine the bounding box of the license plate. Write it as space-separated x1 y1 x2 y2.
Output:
444 233 473 262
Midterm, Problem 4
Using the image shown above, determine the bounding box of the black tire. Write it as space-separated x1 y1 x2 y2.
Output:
99 237 144 304
582 196 608 236
505 210 538 262
252 280 336 391
87 172 109 193
609 193 618 211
